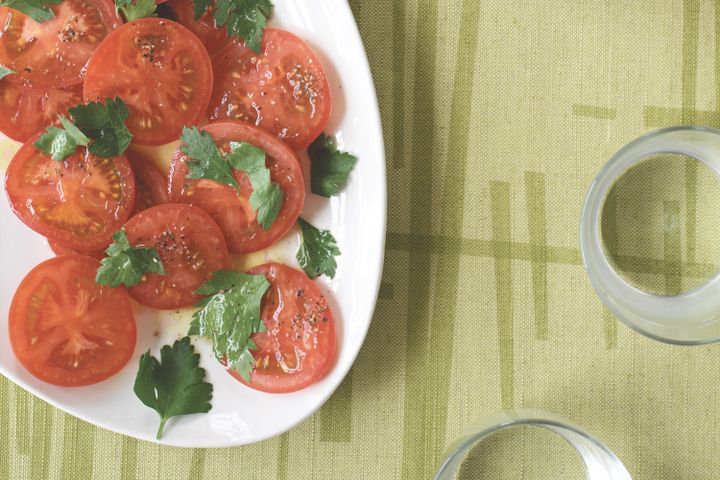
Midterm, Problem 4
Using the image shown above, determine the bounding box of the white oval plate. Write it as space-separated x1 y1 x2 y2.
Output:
0 0 386 448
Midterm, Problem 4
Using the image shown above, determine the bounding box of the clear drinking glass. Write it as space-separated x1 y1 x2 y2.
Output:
433 409 631 480
580 126 720 344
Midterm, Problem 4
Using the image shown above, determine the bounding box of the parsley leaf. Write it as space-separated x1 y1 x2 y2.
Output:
96 229 165 288
34 98 133 160
0 0 61 22
194 0 272 53
0 67 13 80
115 0 156 21
296 218 341 279
69 97 133 157
180 130 283 230
189 270 270 382
227 141 283 229
180 126 239 189
133 337 213 439
308 134 357 197
34 116 90 161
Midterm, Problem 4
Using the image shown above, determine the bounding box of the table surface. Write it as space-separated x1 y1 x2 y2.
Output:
4 0 720 478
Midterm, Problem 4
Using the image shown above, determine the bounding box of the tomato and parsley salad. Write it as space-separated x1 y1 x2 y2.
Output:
1 0 359 439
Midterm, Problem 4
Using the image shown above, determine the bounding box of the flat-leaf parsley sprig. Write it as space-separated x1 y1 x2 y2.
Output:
188 270 270 382
34 97 133 161
180 126 283 229
0 0 61 22
133 337 213 439
115 0 156 21
308 133 357 197
296 218 341 279
192 0 272 52
96 229 165 288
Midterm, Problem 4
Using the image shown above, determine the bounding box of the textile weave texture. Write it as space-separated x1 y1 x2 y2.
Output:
3 0 720 478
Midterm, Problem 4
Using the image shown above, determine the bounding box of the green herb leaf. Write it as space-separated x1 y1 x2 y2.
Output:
227 141 283 229
0 0 61 22
192 0 209 19
34 116 91 161
116 0 156 21
189 270 270 382
69 97 133 157
0 67 14 80
180 126 240 190
296 218 341 279
308 133 358 197
133 337 213 440
202 0 272 53
96 229 165 288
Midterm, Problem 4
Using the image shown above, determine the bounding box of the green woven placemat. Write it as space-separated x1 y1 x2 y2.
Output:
5 1 720 478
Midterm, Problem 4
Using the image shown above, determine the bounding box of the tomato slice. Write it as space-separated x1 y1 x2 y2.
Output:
48 241 105 260
0 79 83 143
164 0 229 55
207 29 332 151
0 0 120 88
9 255 136 386
124 203 230 309
168 121 304 253
83 18 213 146
5 142 136 251
128 151 169 215
227 262 336 393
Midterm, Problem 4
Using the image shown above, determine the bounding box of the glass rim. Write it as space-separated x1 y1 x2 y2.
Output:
580 125 720 345
433 409 631 480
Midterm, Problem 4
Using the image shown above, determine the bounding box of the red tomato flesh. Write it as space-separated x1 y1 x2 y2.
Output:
168 121 304 253
164 0 229 55
207 29 332 151
0 0 120 88
9 255 136 386
83 18 213 146
5 142 136 252
48 241 105 260
128 151 169 215
0 80 83 143
124 203 230 309
227 263 336 393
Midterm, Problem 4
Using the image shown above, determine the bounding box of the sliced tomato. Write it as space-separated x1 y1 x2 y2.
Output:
0 79 83 143
83 18 213 146
48 241 105 260
5 142 136 251
164 0 229 55
128 151 169 215
124 203 230 309
227 263 336 393
9 255 136 386
0 0 120 88
168 121 304 253
207 29 332 151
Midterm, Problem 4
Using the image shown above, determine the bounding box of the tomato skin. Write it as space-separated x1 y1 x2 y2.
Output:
48 241 105 260
227 263 336 393
164 0 230 55
0 80 83 143
5 141 136 251
9 255 136 387
128 151 169 215
0 0 120 88
208 29 332 151
124 203 230 309
168 121 304 253
83 18 213 146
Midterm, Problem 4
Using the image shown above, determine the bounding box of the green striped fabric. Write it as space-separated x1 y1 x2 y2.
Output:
6 0 720 478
